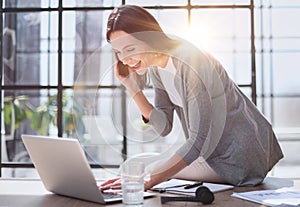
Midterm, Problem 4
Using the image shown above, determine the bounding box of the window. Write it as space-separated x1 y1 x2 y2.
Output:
1 0 298 178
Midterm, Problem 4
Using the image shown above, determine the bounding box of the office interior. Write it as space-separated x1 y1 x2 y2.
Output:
0 0 299 182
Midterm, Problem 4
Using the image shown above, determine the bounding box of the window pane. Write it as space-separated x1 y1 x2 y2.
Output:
2 89 58 163
73 87 124 165
73 87 122 129
190 9 250 50
273 38 300 52
62 10 108 86
273 53 300 94
62 54 75 86
191 0 250 5
3 0 58 8
3 12 58 86
103 0 122 7
273 97 300 128
73 87 99 117
61 89 85 139
148 9 188 39
3 12 39 85
255 52 271 96
63 0 120 7
31 89 59 136
189 9 251 85
3 51 40 84
272 8 300 37
126 0 187 6
72 45 114 87
254 7 271 38
40 53 58 85
271 0 300 7
235 53 252 84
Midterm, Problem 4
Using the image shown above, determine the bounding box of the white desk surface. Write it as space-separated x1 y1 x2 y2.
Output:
0 177 299 207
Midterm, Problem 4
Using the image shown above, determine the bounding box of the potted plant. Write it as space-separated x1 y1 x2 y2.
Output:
30 92 85 139
3 95 33 161
3 95 33 139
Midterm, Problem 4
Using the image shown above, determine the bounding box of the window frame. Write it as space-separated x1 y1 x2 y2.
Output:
0 0 257 177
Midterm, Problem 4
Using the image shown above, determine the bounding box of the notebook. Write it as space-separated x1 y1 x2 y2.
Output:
21 134 153 204
151 178 234 196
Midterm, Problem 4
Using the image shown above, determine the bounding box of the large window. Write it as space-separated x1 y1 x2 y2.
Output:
1 0 299 178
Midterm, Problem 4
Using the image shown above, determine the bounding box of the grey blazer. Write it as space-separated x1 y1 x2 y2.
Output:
147 41 283 186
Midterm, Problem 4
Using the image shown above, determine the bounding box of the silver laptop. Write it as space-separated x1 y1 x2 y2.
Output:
21 134 153 204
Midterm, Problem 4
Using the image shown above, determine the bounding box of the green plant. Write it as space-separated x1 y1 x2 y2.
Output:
30 93 85 138
3 95 33 136
3 93 85 139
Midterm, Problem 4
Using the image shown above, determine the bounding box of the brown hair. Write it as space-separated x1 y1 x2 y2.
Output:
106 5 179 51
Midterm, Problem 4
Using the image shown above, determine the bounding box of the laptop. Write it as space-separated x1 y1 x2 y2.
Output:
21 134 153 204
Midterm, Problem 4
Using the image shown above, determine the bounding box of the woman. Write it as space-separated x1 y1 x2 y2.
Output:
101 5 283 190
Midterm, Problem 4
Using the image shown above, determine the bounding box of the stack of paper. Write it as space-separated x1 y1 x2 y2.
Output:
151 179 234 196
232 188 300 206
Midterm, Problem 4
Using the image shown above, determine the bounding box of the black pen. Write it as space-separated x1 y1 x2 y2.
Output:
183 182 203 189
156 184 188 193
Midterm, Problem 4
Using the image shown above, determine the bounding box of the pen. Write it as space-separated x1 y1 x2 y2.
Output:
183 182 203 189
157 184 188 193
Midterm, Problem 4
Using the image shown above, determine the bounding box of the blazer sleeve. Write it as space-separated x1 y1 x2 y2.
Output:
175 67 213 165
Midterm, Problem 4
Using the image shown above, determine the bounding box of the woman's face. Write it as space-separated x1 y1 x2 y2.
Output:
110 30 157 74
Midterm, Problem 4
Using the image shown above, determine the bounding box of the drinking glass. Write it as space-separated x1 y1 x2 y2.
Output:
121 161 145 206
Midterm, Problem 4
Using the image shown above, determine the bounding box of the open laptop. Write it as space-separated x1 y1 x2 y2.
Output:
21 134 153 204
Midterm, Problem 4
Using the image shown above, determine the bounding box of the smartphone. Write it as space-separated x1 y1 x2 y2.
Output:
117 60 129 77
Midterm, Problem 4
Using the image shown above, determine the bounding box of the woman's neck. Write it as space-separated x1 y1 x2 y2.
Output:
154 53 170 68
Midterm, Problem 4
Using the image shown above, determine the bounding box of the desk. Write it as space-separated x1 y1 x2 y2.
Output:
0 177 299 207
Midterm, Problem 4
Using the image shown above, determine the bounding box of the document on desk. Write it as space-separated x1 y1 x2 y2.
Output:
151 179 234 196
232 188 300 206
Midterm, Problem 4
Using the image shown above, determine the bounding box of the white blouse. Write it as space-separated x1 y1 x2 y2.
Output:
158 58 183 107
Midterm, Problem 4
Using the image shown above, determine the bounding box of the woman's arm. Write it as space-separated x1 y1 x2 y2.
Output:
132 91 153 120
145 153 187 190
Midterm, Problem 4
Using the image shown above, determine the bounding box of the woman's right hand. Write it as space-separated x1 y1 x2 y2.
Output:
99 177 121 191
113 54 143 97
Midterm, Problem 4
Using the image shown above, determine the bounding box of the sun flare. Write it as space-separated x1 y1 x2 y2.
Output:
181 24 213 50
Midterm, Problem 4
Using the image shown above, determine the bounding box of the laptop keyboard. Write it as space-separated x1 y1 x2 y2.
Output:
102 193 122 199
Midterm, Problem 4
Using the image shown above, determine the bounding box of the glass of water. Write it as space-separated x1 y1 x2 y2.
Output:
121 161 145 206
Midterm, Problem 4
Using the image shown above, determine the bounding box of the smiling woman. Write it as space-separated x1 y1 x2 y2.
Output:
106 6 178 51
100 4 283 192
110 30 170 72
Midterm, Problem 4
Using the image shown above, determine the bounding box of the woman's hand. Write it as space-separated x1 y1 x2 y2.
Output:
144 154 188 191
144 179 154 191
113 54 143 97
99 177 121 191
143 173 163 191
99 177 153 192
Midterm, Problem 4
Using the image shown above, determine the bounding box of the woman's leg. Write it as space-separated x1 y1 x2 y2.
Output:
173 157 225 183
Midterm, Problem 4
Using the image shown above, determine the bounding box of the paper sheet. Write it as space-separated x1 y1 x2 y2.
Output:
232 188 300 206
